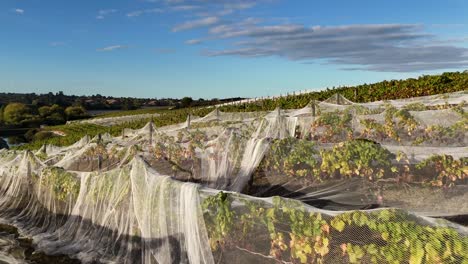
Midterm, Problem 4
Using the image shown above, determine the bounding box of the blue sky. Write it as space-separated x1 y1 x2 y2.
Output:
1 0 467 99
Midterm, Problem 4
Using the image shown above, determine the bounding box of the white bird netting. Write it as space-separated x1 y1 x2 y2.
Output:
0 91 467 263
68 113 159 126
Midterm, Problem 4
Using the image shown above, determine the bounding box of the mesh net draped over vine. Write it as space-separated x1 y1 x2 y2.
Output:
0 91 467 263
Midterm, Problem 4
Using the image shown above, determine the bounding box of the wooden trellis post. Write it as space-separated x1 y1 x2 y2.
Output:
186 114 191 129
311 100 316 117
311 100 317 140
26 153 31 178
98 154 102 171
149 118 154 146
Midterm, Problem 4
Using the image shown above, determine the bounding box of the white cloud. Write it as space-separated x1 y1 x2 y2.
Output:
96 9 117 19
186 39 202 45
224 2 256 10
172 16 220 32
171 5 200 11
99 9 117 15
14 8 24 15
126 10 143 17
97 45 128 52
219 2 256 15
126 8 163 17
204 23 468 72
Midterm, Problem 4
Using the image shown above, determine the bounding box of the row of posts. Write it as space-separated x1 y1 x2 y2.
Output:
220 89 358 107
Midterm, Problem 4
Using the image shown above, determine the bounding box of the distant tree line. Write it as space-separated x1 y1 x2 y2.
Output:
0 90 243 129
0 91 244 112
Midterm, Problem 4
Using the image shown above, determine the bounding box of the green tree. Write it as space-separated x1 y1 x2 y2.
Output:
50 104 65 115
48 112 65 124
38 106 53 117
38 104 66 125
65 106 87 120
181 97 193 108
3 103 31 125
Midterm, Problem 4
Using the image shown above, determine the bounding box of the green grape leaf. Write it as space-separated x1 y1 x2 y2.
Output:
331 219 346 232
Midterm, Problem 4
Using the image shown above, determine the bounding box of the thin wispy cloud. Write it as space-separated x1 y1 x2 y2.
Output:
221 2 256 14
172 16 220 32
96 9 117 19
14 8 24 15
126 8 163 17
186 39 202 45
171 5 200 11
224 2 257 9
146 0 260 16
208 17 262 34
97 45 128 52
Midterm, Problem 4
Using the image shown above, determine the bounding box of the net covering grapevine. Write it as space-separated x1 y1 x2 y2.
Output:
0 91 467 263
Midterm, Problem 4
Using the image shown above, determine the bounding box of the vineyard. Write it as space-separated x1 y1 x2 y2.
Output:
217 71 468 111
1 88 467 263
15 71 467 151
